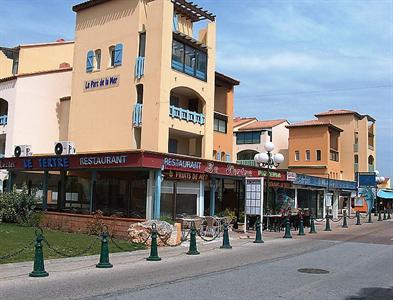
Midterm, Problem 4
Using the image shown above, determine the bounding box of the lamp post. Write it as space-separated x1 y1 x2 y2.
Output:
254 142 284 213
375 170 385 220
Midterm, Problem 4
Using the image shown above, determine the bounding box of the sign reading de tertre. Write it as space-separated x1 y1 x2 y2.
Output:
84 75 120 92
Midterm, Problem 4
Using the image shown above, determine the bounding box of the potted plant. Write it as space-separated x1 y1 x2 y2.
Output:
237 211 246 231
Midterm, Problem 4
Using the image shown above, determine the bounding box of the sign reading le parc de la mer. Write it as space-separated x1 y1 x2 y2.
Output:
84 75 120 92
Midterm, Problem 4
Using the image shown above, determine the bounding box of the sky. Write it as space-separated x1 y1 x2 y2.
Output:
0 0 392 179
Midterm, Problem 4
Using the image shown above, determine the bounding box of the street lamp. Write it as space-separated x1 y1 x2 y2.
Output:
254 142 284 213
375 170 385 219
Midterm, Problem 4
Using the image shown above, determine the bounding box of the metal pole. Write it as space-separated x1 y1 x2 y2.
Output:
266 152 271 212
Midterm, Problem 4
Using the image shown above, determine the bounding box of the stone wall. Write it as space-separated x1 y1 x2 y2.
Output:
40 211 143 238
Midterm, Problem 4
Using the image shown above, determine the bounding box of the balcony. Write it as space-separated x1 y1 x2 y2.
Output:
330 149 339 162
169 105 205 125
354 163 359 173
135 56 144 79
237 160 257 167
353 143 358 152
368 145 374 151
368 164 374 172
132 103 143 127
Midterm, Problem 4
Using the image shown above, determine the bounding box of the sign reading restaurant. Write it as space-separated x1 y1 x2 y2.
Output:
80 155 127 166
84 75 120 92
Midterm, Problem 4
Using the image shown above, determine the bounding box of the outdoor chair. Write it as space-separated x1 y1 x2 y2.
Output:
200 216 220 237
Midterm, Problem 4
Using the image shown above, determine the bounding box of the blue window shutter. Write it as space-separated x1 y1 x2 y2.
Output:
86 50 94 72
114 43 123 66
173 14 179 31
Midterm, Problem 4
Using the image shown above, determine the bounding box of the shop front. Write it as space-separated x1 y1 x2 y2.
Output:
1 151 289 227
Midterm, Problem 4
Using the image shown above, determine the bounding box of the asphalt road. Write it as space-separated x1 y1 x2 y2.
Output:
0 217 392 300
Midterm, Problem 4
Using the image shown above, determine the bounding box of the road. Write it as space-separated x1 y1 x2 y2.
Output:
0 217 392 300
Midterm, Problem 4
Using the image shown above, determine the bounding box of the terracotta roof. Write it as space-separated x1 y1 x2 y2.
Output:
0 68 72 83
238 119 287 131
72 0 111 12
215 72 240 86
315 109 375 122
233 117 256 128
286 119 343 132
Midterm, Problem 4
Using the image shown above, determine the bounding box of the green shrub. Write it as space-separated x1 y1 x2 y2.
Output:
0 184 38 224
160 215 175 225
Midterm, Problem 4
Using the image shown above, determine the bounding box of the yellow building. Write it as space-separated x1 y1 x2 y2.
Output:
315 109 376 180
0 40 74 79
67 0 237 162
287 120 343 179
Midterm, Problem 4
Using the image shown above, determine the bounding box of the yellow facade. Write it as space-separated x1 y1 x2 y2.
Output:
287 122 342 179
316 111 376 180
68 0 235 160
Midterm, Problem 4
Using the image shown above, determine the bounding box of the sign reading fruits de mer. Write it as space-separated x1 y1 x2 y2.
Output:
84 75 120 92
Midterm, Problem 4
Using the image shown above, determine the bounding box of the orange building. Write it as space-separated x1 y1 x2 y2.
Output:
287 120 343 179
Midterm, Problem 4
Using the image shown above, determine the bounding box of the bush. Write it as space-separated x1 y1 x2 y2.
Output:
160 215 175 225
0 184 38 224
87 210 108 236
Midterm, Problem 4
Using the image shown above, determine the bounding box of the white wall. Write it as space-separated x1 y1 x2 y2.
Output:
6 71 72 156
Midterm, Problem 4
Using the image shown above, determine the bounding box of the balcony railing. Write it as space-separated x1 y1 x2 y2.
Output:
0 115 8 125
353 143 358 152
237 159 257 167
368 145 374 151
330 149 339 162
368 164 374 172
135 56 145 79
169 105 205 125
354 163 359 173
132 103 143 127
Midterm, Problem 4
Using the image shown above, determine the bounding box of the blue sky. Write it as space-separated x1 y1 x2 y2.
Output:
0 0 392 179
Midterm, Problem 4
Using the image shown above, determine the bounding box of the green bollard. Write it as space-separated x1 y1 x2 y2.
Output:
253 218 264 243
186 221 200 255
324 214 332 231
309 216 317 234
388 209 391 220
29 230 49 277
220 223 232 249
96 231 113 268
378 209 382 221
383 210 387 220
283 216 292 239
298 214 305 236
342 211 348 228
147 223 161 261
368 211 372 223
355 211 361 225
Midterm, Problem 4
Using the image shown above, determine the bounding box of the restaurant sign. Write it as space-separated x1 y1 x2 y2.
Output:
164 170 208 181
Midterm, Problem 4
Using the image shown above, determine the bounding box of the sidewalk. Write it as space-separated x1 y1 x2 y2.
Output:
0 214 388 281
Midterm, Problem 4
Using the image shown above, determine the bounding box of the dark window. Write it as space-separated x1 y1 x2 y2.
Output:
168 139 178 153
196 51 207 80
295 151 300 161
170 95 179 107
136 84 143 104
305 150 311 161
267 130 273 142
214 118 227 133
236 132 260 144
139 32 146 57
316 150 321 161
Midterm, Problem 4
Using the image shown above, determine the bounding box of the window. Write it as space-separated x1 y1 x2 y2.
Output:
168 139 178 154
136 84 143 104
295 151 300 161
236 132 260 144
354 155 358 164
139 32 146 57
109 43 123 67
316 150 321 161
171 39 207 81
172 40 184 71
214 118 227 133
170 95 179 107
305 150 311 161
94 49 101 70
267 130 273 142
184 45 196 76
